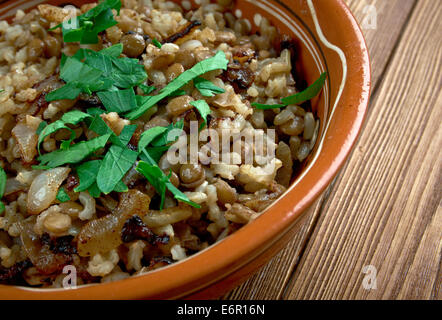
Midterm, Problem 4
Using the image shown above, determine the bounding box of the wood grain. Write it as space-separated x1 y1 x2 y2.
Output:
283 0 441 300
224 0 420 300
345 0 417 86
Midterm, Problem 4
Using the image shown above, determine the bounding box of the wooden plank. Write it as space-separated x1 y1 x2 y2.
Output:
284 0 442 300
224 199 321 300
345 0 417 85
224 0 417 300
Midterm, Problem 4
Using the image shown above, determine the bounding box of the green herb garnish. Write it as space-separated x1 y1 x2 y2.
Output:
96 145 138 194
56 188 71 202
97 88 138 114
88 115 136 147
167 89 187 98
138 120 184 163
138 127 168 153
126 50 229 119
87 182 101 198
99 43 124 57
37 110 92 154
50 0 121 44
38 14 229 208
152 38 162 49
0 166 6 213
190 100 212 129
49 48 147 102
136 161 200 210
252 72 327 110
193 77 225 97
46 57 110 101
36 121 48 135
281 72 327 105
138 84 156 95
149 120 184 148
37 133 112 168
74 159 127 197
251 103 286 110
74 160 102 192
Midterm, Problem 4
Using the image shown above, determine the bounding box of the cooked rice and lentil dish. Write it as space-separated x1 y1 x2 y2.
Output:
0 0 323 287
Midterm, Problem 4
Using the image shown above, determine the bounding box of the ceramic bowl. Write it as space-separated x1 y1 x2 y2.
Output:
0 0 370 299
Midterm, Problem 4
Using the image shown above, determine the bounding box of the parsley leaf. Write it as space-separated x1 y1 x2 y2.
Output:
252 72 327 110
190 100 212 129
152 38 162 49
281 72 327 105
87 182 101 198
126 51 229 119
138 127 168 152
167 89 187 98
0 166 6 213
74 160 102 192
117 125 137 146
46 82 82 101
138 84 156 95
136 162 167 208
140 146 170 164
56 188 71 202
86 108 105 117
110 57 148 89
37 133 112 168
88 115 136 147
136 161 200 210
99 43 123 57
37 110 92 154
150 119 184 147
97 88 137 114
50 48 147 102
193 77 225 97
46 57 109 101
251 103 286 110
75 159 127 196
97 145 138 194
113 180 128 192
51 0 121 44
36 121 48 135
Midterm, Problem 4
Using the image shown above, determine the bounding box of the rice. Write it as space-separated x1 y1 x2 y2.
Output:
0 0 318 287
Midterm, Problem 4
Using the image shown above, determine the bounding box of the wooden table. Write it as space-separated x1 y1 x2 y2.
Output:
224 0 441 300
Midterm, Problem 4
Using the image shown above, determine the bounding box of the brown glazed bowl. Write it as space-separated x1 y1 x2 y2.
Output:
0 0 370 299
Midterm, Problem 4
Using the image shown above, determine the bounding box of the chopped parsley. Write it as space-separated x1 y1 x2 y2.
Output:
37 110 92 154
74 160 102 192
48 47 147 103
38 7 231 208
37 133 112 168
193 77 225 97
56 188 71 202
252 72 327 109
97 88 138 114
125 50 229 119
97 144 138 194
190 100 212 129
138 84 156 95
138 120 184 163
50 0 121 44
88 115 136 147
152 38 162 49
136 161 200 210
